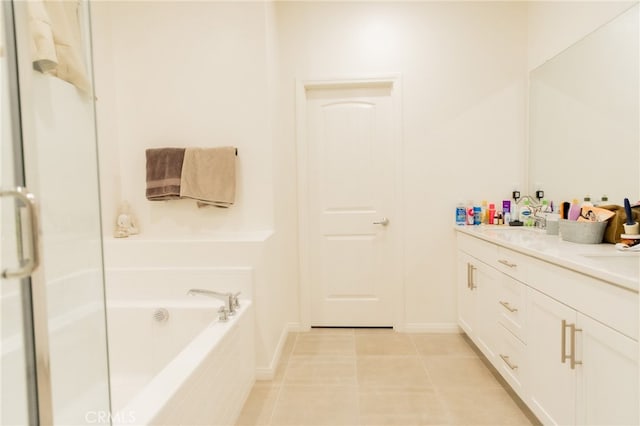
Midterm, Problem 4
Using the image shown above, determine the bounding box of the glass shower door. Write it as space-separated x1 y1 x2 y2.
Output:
2 1 111 424
0 2 52 424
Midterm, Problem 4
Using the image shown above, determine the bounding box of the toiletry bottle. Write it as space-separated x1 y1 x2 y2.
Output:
519 200 532 225
488 203 496 225
467 201 475 225
480 200 488 224
582 195 593 207
568 199 581 221
511 198 519 223
456 203 466 225
596 194 609 206
541 199 551 213
502 200 511 224
473 205 482 225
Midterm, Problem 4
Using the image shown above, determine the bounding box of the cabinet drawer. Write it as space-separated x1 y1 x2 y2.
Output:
527 258 638 341
457 233 498 266
496 275 527 343
496 324 527 401
494 246 529 283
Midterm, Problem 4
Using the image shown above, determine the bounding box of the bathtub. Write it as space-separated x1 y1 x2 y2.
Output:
107 298 255 425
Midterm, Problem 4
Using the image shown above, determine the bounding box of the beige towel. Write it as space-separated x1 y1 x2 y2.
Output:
180 147 236 208
29 0 91 95
145 148 185 200
28 0 57 72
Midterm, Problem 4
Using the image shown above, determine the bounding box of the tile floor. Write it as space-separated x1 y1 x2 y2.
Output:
236 328 539 426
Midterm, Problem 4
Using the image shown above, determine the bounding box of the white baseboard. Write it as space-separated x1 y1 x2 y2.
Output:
402 322 462 333
255 322 301 380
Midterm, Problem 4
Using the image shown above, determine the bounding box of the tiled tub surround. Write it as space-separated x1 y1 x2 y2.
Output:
109 299 254 425
236 329 537 426
105 266 255 425
455 225 639 425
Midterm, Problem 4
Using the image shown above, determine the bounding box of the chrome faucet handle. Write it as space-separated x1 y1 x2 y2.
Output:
218 305 229 322
231 292 241 310
533 215 547 229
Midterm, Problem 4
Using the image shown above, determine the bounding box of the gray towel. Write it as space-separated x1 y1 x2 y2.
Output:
145 148 185 200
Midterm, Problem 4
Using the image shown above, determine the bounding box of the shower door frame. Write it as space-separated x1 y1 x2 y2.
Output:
1 1 53 424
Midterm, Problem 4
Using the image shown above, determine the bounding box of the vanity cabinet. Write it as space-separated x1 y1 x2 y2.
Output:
527 287 639 425
527 287 578 425
456 231 639 425
457 252 499 364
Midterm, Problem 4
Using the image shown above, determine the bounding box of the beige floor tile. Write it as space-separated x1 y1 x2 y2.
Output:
284 355 357 385
359 388 451 425
422 357 502 389
353 327 395 334
235 383 280 426
355 333 418 356
308 327 356 335
411 333 478 358
270 384 359 426
439 387 534 425
293 334 355 356
357 356 433 390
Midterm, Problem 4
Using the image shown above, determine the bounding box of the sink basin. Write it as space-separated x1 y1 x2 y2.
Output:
479 226 549 248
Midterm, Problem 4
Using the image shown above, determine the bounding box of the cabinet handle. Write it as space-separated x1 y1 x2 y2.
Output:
561 320 582 369
498 259 517 268
561 319 569 364
499 354 518 370
467 264 477 290
570 324 583 370
499 301 518 312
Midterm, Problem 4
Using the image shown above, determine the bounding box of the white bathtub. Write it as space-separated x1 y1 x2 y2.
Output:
107 298 255 425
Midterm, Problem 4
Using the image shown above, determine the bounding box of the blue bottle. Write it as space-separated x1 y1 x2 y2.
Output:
456 203 466 225
473 206 482 225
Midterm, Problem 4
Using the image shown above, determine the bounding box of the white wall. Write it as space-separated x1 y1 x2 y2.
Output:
92 1 297 375
93 1 274 238
527 1 636 71
275 1 528 330
94 1 530 371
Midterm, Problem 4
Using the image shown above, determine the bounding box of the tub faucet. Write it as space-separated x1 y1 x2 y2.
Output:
187 289 235 315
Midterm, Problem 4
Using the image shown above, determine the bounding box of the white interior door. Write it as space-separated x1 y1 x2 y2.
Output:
304 81 399 327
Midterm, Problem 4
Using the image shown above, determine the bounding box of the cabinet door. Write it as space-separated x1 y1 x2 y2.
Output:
527 287 577 426
576 313 639 425
456 252 499 364
457 252 476 336
474 260 499 364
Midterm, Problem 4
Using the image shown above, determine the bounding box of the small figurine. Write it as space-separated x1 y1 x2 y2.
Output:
114 201 139 238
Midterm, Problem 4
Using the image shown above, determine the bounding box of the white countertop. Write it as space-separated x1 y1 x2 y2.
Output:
455 225 639 293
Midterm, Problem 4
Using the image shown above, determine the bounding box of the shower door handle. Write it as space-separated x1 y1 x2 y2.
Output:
0 187 40 279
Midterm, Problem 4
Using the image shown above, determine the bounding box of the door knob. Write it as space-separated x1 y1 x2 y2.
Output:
373 217 389 226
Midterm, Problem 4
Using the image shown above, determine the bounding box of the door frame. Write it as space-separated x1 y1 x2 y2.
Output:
295 74 404 331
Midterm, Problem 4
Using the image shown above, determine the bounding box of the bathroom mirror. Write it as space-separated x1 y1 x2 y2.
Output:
529 4 639 206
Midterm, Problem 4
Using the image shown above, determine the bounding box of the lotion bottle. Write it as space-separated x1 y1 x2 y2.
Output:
519 200 532 224
488 203 496 225
568 199 581 221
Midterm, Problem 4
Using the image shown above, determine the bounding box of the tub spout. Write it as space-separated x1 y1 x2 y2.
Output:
187 289 235 315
